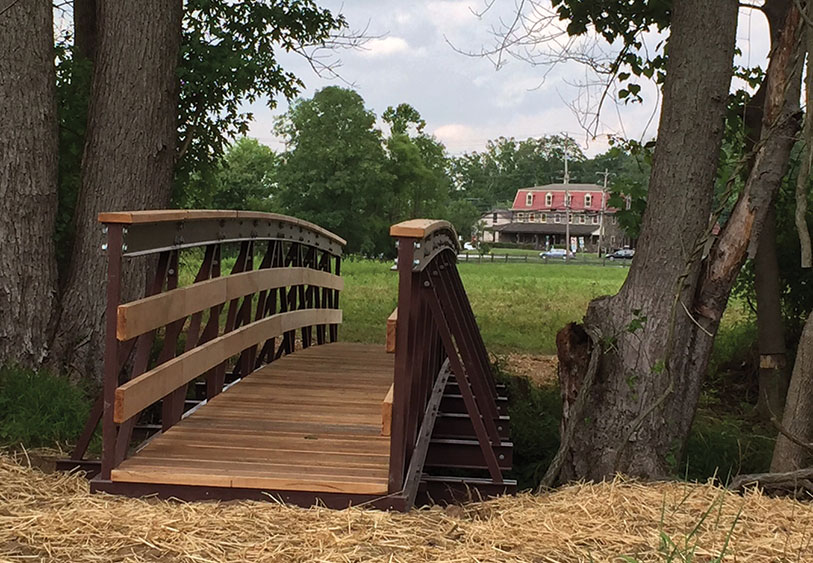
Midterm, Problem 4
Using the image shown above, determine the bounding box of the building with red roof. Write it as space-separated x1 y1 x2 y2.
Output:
490 184 631 253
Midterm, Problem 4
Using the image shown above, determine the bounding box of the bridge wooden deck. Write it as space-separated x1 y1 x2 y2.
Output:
111 343 393 495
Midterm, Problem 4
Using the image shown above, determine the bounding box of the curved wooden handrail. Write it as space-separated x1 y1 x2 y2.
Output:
99 209 346 247
113 308 343 423
117 267 343 341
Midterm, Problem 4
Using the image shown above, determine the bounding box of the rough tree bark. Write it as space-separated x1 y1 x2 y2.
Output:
748 0 792 422
551 0 741 482
755 207 789 419
770 311 813 472
74 0 98 62
53 0 183 379
0 1 60 368
548 0 805 484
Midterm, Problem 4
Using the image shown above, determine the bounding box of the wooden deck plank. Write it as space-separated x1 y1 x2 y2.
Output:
113 342 394 495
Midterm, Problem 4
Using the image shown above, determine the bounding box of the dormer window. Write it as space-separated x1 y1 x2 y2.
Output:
545 192 552 206
526 193 533 207
585 194 592 208
566 194 572 207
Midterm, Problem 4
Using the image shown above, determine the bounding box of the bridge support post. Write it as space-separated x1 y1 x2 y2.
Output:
389 237 414 492
100 223 123 481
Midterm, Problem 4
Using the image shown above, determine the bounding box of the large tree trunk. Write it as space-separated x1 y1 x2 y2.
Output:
53 0 183 379
74 0 98 62
755 207 789 419
0 1 60 368
770 311 813 471
748 0 792 422
551 0 740 482
548 1 805 484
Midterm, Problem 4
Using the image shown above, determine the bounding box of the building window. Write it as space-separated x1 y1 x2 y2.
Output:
554 213 561 223
592 215 599 225
540 214 547 223
526 193 533 207
529 213 535 222
611 235 617 246
579 215 586 224
585 194 592 208
492 212 498 224
545 192 552 206
612 215 617 225
566 194 572 207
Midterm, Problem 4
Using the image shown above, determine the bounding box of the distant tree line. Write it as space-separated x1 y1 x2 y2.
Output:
181 86 650 256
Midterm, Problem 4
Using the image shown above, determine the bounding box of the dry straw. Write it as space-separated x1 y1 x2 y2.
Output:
1 451 812 562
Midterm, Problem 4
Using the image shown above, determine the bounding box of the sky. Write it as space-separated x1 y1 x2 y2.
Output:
245 1 771 158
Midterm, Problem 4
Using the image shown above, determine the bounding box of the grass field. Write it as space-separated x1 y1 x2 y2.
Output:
341 259 628 354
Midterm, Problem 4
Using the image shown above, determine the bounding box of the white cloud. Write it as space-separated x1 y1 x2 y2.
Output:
425 1 477 28
359 37 411 58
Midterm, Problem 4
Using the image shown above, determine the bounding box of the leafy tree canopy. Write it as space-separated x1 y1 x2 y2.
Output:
275 86 392 255
175 0 347 190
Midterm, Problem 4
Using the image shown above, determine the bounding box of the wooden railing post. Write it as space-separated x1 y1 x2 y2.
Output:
389 235 415 492
101 223 123 481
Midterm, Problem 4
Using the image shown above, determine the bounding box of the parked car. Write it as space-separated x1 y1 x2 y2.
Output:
608 248 635 260
540 248 573 260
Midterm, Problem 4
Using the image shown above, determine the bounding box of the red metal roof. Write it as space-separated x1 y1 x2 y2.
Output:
511 185 613 212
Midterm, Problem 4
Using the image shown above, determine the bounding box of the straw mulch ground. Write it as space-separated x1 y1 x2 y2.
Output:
1 452 812 562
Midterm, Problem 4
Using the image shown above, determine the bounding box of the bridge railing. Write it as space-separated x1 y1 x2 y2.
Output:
86 210 345 481
388 220 505 503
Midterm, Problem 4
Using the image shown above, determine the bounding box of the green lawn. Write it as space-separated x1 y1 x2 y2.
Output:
341 259 628 354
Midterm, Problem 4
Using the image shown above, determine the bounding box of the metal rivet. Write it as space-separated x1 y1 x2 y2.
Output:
101 243 108 251
499 454 505 460
423 280 430 287
102 225 108 234
122 243 128 251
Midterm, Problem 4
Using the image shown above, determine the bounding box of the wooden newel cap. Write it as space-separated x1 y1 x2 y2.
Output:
389 219 457 240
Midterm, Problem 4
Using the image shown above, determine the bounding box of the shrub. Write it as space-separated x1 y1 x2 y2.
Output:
0 364 91 448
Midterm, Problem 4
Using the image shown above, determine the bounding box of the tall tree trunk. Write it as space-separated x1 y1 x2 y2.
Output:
755 207 789 419
0 1 60 368
53 0 183 379
548 1 805 484
770 311 813 471
551 0 741 482
74 0 98 62
747 0 792 422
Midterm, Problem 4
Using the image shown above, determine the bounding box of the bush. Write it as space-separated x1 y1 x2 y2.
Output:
0 364 91 448
683 409 775 483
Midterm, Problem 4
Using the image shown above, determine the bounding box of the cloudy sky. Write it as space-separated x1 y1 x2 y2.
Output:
245 1 770 157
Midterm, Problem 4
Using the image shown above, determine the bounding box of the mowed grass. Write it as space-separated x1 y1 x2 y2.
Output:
340 259 627 355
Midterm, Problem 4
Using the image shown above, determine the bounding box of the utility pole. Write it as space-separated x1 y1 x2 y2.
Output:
597 169 610 257
563 146 571 262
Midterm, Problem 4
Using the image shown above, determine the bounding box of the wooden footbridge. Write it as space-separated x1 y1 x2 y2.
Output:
61 211 514 510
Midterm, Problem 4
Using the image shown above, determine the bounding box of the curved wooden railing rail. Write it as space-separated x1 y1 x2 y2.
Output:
66 210 345 481
388 219 508 504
